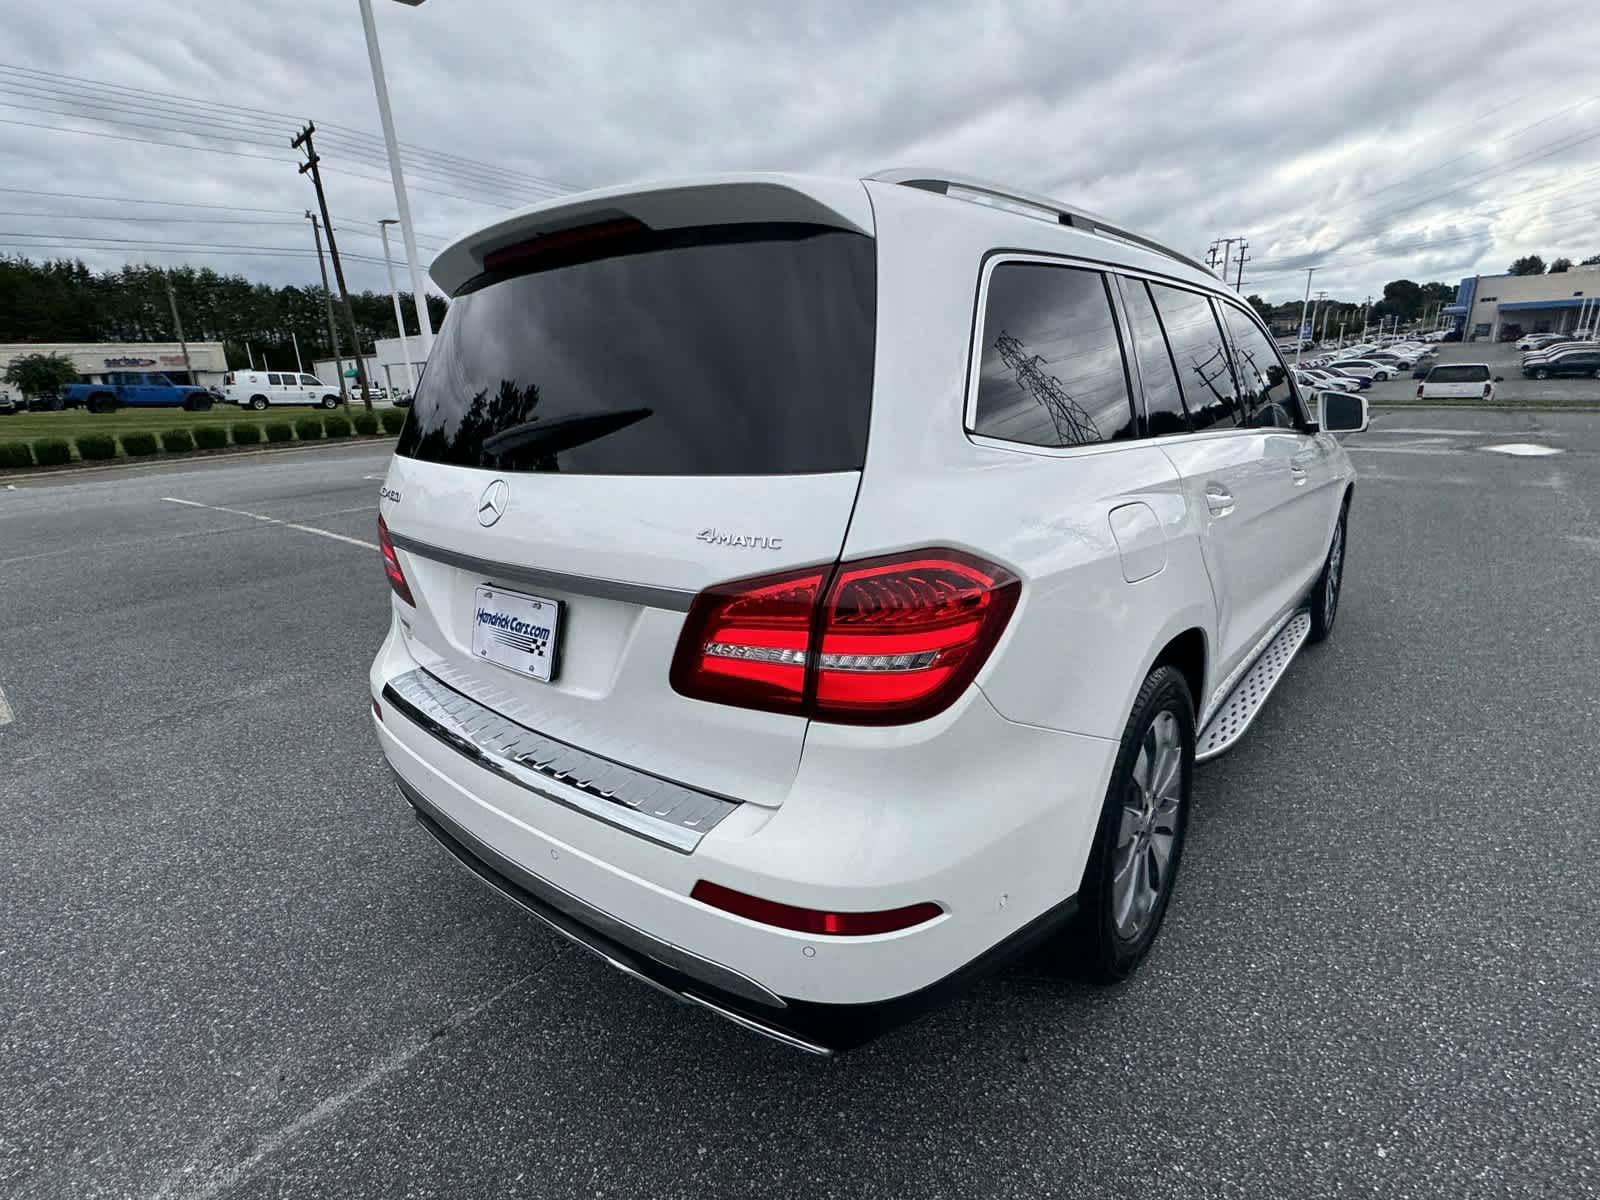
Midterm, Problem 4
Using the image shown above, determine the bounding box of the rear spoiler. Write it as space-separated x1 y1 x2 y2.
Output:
430 174 874 295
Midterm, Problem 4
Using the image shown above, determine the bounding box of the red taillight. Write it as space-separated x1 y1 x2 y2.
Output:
376 514 414 606
690 880 942 936
482 218 649 274
1417 384 1424 397
670 549 1019 725
1483 383 1492 397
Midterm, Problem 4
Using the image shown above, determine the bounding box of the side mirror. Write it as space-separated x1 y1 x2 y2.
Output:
1318 390 1369 434
1494 375 1505 382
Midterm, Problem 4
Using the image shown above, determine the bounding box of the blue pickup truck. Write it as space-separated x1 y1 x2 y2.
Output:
62 372 215 413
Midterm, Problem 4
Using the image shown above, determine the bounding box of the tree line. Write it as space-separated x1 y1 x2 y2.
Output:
1506 253 1600 276
1245 278 1458 336
0 256 449 371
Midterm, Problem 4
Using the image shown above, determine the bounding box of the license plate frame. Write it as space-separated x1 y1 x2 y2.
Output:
470 584 563 683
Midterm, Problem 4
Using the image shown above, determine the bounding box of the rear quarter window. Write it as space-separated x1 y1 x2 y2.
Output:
971 262 1135 448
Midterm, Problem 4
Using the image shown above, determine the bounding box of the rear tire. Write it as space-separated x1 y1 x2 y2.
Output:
1308 502 1348 643
86 392 114 414
1058 665 1194 983
249 396 268 411
1535 369 1549 380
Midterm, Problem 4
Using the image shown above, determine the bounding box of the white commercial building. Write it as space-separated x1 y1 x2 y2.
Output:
1442 264 1600 341
0 341 228 388
312 336 427 399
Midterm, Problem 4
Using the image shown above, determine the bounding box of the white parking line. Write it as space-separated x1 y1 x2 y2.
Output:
162 497 378 551
0 684 13 727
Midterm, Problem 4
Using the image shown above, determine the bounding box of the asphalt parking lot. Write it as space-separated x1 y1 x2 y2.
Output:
3 417 1598 1199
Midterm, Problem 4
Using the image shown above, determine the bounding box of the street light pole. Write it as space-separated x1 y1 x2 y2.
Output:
379 218 418 399
358 0 434 358
1296 267 1318 364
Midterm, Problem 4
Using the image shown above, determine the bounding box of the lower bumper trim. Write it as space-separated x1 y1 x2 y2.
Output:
397 775 1078 1053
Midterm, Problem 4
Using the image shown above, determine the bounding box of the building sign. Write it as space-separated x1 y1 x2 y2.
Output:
159 355 187 366
104 356 157 367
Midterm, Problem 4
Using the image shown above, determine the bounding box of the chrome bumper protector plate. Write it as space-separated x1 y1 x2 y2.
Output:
1196 610 1311 762
382 668 739 854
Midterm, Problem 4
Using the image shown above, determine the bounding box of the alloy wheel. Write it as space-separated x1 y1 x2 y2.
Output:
1111 710 1183 940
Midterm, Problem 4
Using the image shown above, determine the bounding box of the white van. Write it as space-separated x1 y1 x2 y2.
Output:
224 370 342 410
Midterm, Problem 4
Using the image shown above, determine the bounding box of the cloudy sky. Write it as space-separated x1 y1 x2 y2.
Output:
3 0 1597 304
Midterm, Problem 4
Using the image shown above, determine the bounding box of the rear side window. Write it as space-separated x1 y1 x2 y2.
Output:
1149 285 1241 431
1220 306 1301 429
267 373 283 386
397 224 875 475
1427 364 1491 383
1117 278 1190 436
972 263 1134 448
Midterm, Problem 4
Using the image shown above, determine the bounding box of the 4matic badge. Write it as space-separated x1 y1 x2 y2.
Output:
696 527 784 550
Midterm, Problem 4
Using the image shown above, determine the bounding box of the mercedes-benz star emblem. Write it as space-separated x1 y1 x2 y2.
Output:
477 479 509 527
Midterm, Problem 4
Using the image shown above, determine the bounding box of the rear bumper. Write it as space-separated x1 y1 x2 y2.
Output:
396 771 1074 1053
371 620 1116 1050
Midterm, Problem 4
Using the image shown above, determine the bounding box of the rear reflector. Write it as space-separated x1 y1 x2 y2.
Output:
372 699 383 721
690 880 942 936
671 548 1019 725
376 514 415 606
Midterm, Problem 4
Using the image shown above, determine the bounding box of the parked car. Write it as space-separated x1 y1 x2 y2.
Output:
224 369 342 410
1328 358 1393 381
63 372 214 412
1417 362 1497 400
1328 365 1377 387
1411 362 1432 379
1521 341 1599 369
0 388 16 416
1522 350 1600 379
1515 333 1568 351
369 169 1366 1052
1299 368 1364 391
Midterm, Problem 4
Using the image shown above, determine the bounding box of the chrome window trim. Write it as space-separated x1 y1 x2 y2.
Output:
382 667 740 854
387 531 695 612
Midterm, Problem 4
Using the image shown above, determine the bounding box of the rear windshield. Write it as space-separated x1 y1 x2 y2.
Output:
396 224 875 475
1427 365 1491 382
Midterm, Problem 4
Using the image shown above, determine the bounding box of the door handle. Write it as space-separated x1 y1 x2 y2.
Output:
1205 483 1235 517
1289 463 1309 485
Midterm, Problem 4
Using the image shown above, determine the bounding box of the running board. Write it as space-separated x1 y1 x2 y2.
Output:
1196 611 1311 762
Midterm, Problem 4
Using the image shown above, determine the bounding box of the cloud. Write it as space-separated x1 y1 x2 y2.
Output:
1 0 1595 303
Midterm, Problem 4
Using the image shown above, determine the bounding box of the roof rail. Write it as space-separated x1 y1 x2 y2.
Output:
868 168 1215 277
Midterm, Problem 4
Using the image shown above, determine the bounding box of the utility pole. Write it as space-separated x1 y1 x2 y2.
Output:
1205 241 1222 272
293 122 373 410
1232 239 1250 292
305 211 347 402
1296 267 1318 363
1315 290 1331 344
292 331 304 374
163 274 196 386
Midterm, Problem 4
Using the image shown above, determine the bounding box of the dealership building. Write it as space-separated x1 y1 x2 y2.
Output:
0 340 229 389
1442 263 1600 340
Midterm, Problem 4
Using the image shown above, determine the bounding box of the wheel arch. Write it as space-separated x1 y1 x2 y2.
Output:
1149 628 1207 717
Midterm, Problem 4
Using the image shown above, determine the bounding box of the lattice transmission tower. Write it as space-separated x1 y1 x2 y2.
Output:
993 330 1100 446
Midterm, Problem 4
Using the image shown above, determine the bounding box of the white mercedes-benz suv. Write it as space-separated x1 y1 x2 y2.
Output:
370 170 1366 1053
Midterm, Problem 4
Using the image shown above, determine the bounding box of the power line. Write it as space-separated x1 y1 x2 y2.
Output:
0 184 291 214
0 62 577 197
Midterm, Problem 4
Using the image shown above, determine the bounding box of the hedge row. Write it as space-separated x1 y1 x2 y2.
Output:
0 410 403 469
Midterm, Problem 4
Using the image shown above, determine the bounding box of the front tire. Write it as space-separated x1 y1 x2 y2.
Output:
320 394 338 410
1535 369 1549 380
1061 665 1194 982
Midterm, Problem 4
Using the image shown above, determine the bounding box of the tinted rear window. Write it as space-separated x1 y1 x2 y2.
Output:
1427 365 1491 382
396 224 875 475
